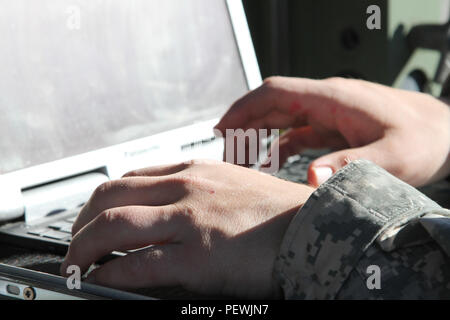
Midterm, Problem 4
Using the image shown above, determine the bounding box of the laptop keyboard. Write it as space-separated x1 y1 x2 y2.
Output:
1 151 324 253
274 150 328 184
24 210 78 242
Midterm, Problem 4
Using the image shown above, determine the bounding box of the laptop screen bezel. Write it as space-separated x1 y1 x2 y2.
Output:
0 0 262 192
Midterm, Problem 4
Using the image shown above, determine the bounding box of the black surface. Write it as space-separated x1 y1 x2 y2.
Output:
0 244 222 299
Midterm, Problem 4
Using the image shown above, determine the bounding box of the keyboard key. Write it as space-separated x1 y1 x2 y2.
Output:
49 221 70 229
49 221 73 233
27 228 48 236
41 229 71 241
59 224 73 234
65 216 77 223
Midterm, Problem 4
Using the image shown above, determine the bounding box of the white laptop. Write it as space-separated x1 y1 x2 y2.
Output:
0 0 261 267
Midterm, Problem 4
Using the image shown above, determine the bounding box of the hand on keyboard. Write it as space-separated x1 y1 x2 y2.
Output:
60 160 315 298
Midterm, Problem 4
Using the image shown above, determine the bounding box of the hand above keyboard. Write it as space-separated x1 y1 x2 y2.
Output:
215 76 450 187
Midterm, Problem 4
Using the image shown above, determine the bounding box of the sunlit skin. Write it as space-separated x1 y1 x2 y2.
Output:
62 160 315 298
216 77 450 187
61 77 450 298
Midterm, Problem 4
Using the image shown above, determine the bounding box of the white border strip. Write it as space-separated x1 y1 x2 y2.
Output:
0 1 263 218
227 0 263 90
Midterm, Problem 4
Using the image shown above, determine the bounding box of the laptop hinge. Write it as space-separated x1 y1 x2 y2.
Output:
22 171 109 224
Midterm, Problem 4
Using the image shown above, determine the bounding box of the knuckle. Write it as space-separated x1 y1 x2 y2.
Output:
91 180 131 204
324 76 346 84
92 181 116 199
322 77 357 101
184 159 219 168
262 76 291 102
263 76 284 88
168 174 200 189
96 209 130 227
324 76 356 84
183 159 200 167
172 205 194 222
123 169 139 177
167 204 196 236
183 159 217 166
324 76 366 91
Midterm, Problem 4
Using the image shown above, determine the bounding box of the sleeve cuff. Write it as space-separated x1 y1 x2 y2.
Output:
274 159 442 299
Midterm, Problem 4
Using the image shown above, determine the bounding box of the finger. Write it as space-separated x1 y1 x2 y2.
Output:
262 127 347 168
122 162 190 178
215 77 335 133
307 138 400 186
84 244 182 289
72 177 186 235
62 205 185 275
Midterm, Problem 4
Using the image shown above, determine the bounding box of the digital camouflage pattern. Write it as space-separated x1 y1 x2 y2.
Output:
274 160 450 299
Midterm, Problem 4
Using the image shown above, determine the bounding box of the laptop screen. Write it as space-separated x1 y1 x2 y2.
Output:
0 0 249 174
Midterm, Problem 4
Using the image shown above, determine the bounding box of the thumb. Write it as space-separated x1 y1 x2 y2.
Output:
308 140 394 186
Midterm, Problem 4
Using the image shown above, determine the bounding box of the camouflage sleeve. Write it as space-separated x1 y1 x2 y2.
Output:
273 159 450 299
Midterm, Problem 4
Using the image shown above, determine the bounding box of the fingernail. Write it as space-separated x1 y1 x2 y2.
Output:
313 167 333 185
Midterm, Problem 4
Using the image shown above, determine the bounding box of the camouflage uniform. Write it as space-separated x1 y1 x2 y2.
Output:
274 160 450 299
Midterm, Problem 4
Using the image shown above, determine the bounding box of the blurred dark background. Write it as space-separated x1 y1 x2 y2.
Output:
243 0 450 95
